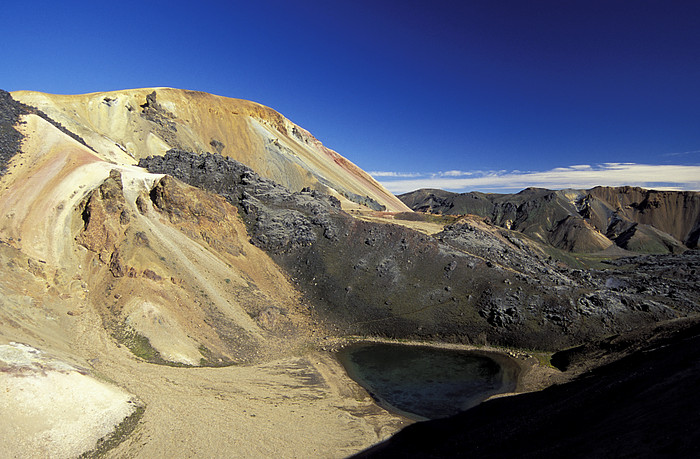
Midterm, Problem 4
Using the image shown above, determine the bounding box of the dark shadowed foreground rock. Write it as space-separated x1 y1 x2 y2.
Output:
356 316 700 458
140 151 700 350
0 90 29 174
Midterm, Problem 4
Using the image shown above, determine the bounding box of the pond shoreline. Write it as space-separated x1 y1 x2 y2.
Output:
332 336 568 402
333 337 565 421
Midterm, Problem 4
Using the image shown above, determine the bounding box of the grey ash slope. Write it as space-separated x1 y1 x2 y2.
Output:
140 151 700 351
400 187 700 254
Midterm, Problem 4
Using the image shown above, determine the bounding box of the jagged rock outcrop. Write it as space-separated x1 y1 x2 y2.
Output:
140 151 700 350
76 169 130 266
400 186 700 253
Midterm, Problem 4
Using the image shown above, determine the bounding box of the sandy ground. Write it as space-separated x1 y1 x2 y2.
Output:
66 307 408 458
0 303 408 458
0 250 408 458
350 211 448 235
0 343 138 459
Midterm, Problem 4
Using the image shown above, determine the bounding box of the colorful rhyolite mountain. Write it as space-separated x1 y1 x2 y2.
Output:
12 88 409 212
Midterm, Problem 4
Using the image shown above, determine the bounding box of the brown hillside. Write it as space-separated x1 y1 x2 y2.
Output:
400 186 700 253
587 186 700 247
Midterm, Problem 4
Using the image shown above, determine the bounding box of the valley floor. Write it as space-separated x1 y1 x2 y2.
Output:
2 308 410 458
100 339 555 458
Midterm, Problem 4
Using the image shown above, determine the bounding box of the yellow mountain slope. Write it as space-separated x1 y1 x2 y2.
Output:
12 88 409 212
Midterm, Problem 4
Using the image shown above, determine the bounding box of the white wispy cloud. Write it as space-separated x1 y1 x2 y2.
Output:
368 171 423 178
438 170 471 177
663 149 700 158
373 163 700 194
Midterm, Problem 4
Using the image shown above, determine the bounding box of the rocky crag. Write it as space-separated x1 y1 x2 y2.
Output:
400 187 700 254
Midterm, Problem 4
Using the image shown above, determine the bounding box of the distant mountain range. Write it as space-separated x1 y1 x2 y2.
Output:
400 186 700 254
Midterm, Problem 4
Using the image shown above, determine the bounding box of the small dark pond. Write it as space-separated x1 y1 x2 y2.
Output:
337 342 518 420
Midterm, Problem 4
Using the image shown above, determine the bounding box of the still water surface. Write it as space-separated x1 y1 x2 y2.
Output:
337 342 518 420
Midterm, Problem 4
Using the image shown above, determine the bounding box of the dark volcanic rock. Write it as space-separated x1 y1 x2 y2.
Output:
0 90 26 175
140 91 183 149
140 151 700 350
209 138 225 154
141 149 341 253
140 91 177 130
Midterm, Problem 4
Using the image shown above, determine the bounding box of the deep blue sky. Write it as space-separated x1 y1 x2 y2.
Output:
3 1 699 192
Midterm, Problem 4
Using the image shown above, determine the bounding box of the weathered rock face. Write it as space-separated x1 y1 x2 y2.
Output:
0 87 326 371
73 164 325 365
76 169 130 266
400 186 700 253
146 174 249 258
587 186 700 249
140 151 700 350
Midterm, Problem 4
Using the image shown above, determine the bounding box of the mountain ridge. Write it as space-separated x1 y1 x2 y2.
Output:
400 186 700 254
11 87 409 213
